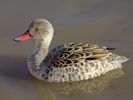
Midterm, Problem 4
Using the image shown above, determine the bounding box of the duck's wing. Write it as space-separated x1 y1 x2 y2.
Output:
45 43 113 67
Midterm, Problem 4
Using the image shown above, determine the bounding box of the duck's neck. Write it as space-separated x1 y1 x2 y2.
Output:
33 39 49 67
29 32 53 72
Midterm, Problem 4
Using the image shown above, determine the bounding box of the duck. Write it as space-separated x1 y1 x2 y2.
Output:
13 18 129 82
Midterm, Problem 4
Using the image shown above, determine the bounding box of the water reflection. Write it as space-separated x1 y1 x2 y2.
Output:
33 69 124 99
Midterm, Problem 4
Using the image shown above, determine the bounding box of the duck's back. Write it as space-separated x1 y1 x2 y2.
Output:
41 43 128 82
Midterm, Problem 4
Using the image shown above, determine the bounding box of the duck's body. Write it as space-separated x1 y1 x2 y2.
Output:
14 18 128 82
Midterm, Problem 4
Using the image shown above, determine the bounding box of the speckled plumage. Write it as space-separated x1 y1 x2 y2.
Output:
36 42 128 82
14 18 129 82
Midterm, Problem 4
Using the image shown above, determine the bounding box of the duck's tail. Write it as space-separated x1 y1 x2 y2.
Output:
116 55 129 63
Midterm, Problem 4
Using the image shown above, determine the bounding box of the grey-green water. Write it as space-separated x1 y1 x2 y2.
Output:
0 0 133 100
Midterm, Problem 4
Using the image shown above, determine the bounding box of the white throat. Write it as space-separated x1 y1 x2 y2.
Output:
33 32 53 66
28 31 54 76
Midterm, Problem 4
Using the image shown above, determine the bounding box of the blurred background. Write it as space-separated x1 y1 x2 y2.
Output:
0 0 133 100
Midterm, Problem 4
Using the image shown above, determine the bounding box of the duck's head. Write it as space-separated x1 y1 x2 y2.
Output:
13 18 54 42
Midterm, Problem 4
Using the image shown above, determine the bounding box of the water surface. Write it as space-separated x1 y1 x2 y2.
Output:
0 0 133 100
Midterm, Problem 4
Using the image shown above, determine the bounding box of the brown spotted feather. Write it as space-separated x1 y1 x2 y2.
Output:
44 43 111 68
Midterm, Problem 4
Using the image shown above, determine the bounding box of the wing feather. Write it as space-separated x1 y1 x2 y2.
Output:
45 43 113 67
